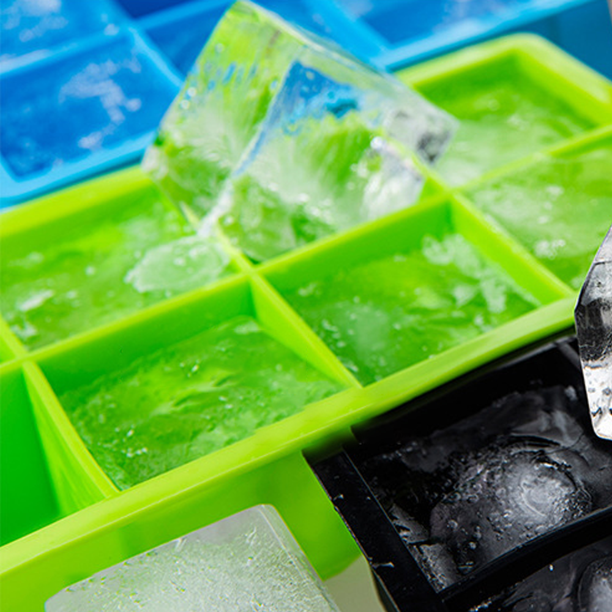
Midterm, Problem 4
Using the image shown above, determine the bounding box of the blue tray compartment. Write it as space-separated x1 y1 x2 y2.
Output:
334 0 612 75
0 0 127 70
0 29 182 205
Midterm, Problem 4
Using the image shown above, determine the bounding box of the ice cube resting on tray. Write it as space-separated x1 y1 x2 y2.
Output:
144 0 456 261
576 225 612 441
45 505 341 612
357 383 612 591
58 316 342 489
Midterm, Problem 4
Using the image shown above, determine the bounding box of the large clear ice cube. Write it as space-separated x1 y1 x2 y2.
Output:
144 0 456 253
45 505 340 611
576 225 612 441
358 384 612 591
217 60 425 261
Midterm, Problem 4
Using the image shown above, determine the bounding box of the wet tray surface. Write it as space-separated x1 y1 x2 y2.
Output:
2 0 612 206
1 35 611 611
312 339 612 611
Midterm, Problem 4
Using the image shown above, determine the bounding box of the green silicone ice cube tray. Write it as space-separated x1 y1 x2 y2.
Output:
1 34 611 611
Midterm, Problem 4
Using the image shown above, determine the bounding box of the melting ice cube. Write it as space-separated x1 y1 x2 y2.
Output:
575 225 612 441
45 505 340 611
144 0 456 258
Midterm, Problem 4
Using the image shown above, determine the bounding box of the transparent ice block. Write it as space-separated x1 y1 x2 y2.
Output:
215 60 427 261
144 0 456 236
576 225 612 441
359 384 612 591
45 505 341 612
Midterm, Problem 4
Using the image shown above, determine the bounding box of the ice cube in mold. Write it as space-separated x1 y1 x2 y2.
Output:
312 341 612 601
272 204 540 386
45 505 340 611
56 314 343 489
0 367 60 546
466 138 612 290
0 0 125 67
144 0 455 222
470 535 612 612
0 29 177 180
412 54 597 186
576 226 612 441
363 384 611 590
0 181 233 351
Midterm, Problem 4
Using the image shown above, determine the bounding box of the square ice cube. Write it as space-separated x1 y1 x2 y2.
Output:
350 353 612 591
217 60 426 261
45 505 340 611
144 0 456 225
576 225 612 441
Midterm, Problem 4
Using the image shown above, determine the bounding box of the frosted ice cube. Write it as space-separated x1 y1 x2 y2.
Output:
45 505 340 612
144 0 456 222
575 225 612 441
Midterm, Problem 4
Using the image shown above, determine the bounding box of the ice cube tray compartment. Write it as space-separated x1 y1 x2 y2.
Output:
0 366 61 546
312 340 612 612
463 131 612 290
34 275 351 491
1 34 611 611
399 40 612 186
335 0 612 76
0 168 243 352
0 27 183 205
263 197 562 386
0 0 127 68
